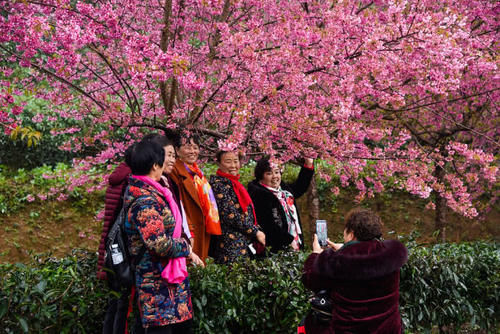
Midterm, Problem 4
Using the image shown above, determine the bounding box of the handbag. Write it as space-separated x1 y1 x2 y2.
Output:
309 290 332 325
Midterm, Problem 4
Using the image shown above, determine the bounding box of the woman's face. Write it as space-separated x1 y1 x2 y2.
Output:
176 139 199 165
218 152 240 176
260 165 281 188
162 145 176 175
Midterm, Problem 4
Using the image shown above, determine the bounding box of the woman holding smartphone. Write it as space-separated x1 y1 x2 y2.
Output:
247 157 314 253
301 208 408 333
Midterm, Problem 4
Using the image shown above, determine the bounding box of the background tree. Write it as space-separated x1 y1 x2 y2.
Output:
0 0 498 238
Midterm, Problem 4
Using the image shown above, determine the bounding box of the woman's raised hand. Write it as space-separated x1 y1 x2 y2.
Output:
312 234 323 254
304 158 314 168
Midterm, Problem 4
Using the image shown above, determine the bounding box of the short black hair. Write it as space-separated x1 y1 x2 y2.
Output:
163 129 181 148
129 139 165 175
124 142 136 167
344 208 383 241
142 133 175 149
176 131 200 148
254 157 273 181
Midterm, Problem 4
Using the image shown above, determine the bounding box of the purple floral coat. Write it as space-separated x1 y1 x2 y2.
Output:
124 176 192 328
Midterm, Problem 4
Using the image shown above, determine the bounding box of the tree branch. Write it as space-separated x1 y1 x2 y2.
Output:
355 1 374 15
160 0 173 116
0 45 107 111
88 44 140 115
191 75 232 124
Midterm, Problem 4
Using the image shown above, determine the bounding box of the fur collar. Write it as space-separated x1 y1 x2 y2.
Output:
314 240 408 280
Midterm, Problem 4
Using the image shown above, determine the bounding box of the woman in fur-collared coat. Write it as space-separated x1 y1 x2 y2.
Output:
301 208 408 334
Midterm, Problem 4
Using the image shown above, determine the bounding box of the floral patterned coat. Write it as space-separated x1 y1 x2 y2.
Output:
209 175 258 264
124 176 192 328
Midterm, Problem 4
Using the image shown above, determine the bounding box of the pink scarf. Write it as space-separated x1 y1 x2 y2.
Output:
132 175 188 284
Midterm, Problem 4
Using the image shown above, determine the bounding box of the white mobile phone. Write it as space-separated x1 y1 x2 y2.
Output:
316 220 328 247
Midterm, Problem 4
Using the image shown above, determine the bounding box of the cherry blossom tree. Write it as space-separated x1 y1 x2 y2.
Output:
0 0 498 237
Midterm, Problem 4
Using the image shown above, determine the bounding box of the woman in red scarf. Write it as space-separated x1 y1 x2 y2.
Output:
209 151 266 264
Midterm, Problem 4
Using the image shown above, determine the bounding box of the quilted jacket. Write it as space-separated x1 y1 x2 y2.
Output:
124 176 192 328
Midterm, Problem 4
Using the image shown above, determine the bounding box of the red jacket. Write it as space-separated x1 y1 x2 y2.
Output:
96 162 131 280
302 240 407 333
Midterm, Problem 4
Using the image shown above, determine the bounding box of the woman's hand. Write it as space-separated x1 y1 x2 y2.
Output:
312 234 323 254
326 239 343 251
189 251 205 267
256 231 266 246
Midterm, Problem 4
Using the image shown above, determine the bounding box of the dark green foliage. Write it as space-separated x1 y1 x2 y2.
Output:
400 241 500 332
0 250 109 334
0 99 85 169
1 243 498 333
189 252 310 334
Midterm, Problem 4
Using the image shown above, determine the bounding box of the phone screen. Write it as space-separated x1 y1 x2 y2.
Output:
316 220 327 246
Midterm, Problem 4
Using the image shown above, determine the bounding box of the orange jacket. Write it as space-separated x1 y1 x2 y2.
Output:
169 159 211 262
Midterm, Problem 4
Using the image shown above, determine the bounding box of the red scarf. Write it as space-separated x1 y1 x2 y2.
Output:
216 169 257 225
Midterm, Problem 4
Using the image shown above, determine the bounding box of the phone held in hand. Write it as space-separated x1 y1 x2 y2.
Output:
316 220 327 247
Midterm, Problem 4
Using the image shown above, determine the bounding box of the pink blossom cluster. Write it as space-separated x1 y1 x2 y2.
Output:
0 0 497 218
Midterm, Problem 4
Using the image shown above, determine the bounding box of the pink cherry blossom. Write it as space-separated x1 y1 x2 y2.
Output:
0 0 497 219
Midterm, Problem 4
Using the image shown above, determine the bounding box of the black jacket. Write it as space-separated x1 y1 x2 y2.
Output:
247 166 314 253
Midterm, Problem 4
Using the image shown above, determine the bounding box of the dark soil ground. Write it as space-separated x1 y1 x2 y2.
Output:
1 196 103 263
298 189 499 247
0 190 498 264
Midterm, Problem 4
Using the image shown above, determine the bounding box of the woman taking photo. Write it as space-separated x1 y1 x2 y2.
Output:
125 139 193 333
247 157 314 253
209 151 266 264
301 208 408 333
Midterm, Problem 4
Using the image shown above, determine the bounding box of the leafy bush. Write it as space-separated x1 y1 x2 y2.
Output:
1 243 498 333
0 97 92 169
400 241 500 332
0 250 109 334
189 252 309 334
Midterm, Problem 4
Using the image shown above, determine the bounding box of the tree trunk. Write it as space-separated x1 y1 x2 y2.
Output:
434 166 447 242
307 176 320 245
159 0 173 115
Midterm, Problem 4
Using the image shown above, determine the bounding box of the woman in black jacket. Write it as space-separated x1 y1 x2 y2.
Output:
247 157 314 253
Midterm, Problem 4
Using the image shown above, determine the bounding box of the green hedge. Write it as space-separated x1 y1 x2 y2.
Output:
400 241 500 332
189 252 309 333
1 242 498 333
0 251 109 334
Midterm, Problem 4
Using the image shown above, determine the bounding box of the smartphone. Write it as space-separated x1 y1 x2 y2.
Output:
316 220 327 247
